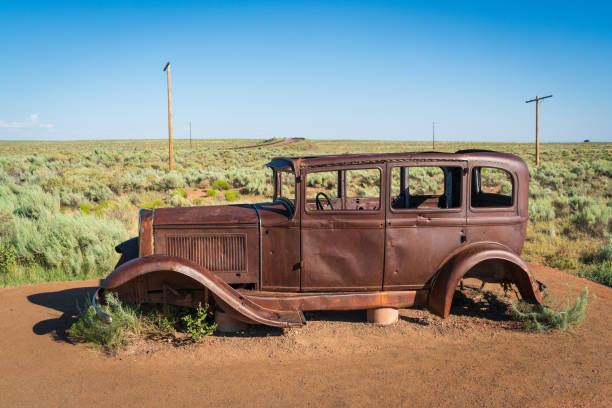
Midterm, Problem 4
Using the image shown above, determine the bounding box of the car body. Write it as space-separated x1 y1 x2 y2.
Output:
97 150 545 327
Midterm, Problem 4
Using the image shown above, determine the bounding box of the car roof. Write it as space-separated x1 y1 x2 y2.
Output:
267 150 527 172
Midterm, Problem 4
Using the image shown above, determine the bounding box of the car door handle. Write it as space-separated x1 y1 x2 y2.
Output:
417 215 430 223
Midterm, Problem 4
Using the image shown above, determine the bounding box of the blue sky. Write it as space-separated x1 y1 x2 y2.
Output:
0 1 610 142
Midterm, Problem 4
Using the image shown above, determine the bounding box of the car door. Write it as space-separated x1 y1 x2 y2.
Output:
384 160 468 289
300 164 386 291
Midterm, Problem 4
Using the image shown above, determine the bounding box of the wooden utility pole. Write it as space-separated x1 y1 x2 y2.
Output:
525 94 552 166
163 62 174 170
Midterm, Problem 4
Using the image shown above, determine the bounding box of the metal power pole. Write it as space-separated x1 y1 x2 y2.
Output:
189 121 192 149
432 121 435 149
525 94 552 166
163 62 174 170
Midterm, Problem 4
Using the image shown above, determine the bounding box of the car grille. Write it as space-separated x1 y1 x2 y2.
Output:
167 234 247 272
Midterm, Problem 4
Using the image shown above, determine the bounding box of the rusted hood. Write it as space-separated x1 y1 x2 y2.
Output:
153 204 259 227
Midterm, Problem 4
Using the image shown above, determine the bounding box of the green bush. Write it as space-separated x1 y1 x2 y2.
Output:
0 239 17 273
571 204 612 236
153 171 186 191
212 179 231 190
182 303 217 342
69 292 140 354
224 190 240 201
172 188 187 198
576 263 612 287
205 189 217 197
512 286 592 332
529 198 555 222
140 199 165 209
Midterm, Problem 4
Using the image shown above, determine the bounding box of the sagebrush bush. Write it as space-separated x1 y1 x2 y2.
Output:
512 286 591 332
571 204 612 236
529 198 555 222
153 171 186 191
0 184 128 278
69 292 139 353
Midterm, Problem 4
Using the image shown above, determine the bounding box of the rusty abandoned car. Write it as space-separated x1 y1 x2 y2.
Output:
95 150 545 328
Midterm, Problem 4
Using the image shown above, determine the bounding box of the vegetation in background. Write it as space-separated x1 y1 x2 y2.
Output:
0 139 610 287
511 286 592 332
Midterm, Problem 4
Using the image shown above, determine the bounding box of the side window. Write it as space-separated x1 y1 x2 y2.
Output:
306 168 381 211
391 166 462 209
471 167 514 207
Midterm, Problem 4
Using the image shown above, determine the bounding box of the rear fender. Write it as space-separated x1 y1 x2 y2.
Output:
428 243 544 318
102 255 304 328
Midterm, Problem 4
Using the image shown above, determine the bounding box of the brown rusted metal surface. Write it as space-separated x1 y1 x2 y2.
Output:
103 255 305 327
138 209 154 257
100 150 544 328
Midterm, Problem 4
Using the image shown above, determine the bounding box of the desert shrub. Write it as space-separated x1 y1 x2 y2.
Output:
168 194 189 207
576 263 612 287
511 286 591 332
205 189 217 197
59 188 86 207
224 190 240 201
212 179 231 190
172 188 187 198
552 195 570 216
182 303 217 342
568 195 593 212
571 204 612 236
69 292 140 354
80 204 92 214
85 182 113 203
140 199 165 209
0 184 128 277
0 239 17 273
529 198 555 222
545 247 576 271
153 171 186 191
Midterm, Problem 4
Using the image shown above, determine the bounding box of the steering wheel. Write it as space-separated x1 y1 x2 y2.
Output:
315 192 334 210
274 197 295 218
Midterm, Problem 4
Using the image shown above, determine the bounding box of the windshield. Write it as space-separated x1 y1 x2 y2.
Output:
272 168 296 205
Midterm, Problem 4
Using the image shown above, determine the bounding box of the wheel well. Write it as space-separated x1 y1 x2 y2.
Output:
428 251 544 318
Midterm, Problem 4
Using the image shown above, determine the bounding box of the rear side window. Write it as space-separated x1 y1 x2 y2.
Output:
391 166 462 209
471 167 514 207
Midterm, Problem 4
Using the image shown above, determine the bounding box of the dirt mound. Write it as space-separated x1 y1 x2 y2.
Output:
0 264 610 407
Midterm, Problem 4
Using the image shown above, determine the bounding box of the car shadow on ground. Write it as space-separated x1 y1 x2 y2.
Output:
27 287 98 344
450 287 515 322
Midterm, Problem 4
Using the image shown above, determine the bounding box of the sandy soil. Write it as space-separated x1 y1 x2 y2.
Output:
0 264 610 407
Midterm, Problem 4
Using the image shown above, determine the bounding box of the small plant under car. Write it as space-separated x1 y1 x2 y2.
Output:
69 293 217 354
511 286 593 332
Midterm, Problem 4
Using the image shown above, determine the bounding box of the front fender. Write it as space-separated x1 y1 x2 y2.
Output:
102 255 305 328
428 243 544 318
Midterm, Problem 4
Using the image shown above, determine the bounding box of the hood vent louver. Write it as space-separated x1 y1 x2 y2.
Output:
167 234 247 273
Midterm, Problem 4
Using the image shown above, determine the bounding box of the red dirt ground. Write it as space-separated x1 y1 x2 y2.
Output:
0 264 610 407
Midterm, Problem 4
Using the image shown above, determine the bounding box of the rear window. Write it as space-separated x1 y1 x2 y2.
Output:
471 167 514 207
391 166 462 209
